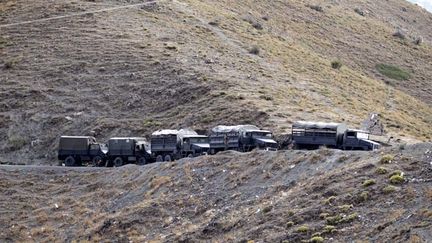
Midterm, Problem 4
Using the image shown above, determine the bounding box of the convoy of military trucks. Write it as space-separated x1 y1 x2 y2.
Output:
58 121 381 167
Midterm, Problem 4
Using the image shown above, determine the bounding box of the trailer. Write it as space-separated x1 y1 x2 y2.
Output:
107 137 152 167
58 136 107 166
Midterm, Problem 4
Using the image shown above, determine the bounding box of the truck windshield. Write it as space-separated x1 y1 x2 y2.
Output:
251 132 272 138
189 138 209 143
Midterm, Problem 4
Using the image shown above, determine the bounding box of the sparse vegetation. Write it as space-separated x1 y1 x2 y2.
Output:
376 64 411 81
362 179 376 187
382 185 398 194
331 60 343 70
297 225 309 233
389 174 404 184
389 170 403 177
310 236 324 243
338 204 353 212
323 225 336 233
375 167 388 174
380 154 394 164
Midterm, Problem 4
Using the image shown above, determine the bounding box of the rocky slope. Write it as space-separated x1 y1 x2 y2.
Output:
0 144 431 242
0 0 431 164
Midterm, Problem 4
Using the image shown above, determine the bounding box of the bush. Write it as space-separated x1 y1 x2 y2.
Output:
390 174 404 184
331 60 342 69
380 154 394 164
323 225 336 233
362 179 376 187
389 170 403 177
376 64 411 81
297 225 309 233
376 167 388 174
310 236 324 243
249 46 260 55
383 185 398 194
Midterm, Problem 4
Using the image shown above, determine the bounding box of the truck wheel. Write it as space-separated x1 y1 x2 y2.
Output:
137 157 147 165
156 155 163 162
92 156 103 167
187 153 193 158
64 156 76 167
164 155 172 162
113 157 123 167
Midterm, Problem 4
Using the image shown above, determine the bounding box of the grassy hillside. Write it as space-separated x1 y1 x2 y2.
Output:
0 0 431 164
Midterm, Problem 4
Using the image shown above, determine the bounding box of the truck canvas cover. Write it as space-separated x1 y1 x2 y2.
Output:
211 125 260 133
152 129 198 141
59 136 94 150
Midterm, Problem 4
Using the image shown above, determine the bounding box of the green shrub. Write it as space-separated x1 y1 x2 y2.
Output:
380 154 394 164
338 204 353 212
323 225 336 233
389 170 403 177
383 185 398 194
362 179 376 187
297 225 309 233
331 60 342 69
376 167 388 174
376 64 411 81
326 213 358 225
390 174 404 184
310 236 324 243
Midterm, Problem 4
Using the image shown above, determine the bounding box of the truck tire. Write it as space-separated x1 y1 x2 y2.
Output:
156 155 163 162
92 156 103 167
64 156 76 167
164 155 172 162
137 157 147 165
187 153 193 158
113 157 123 167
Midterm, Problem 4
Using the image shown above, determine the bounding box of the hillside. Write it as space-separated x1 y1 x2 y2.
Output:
1 144 431 242
1 0 431 164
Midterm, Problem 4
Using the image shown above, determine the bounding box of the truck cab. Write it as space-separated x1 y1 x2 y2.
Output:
342 130 380 151
181 135 210 157
240 130 278 151
107 137 151 167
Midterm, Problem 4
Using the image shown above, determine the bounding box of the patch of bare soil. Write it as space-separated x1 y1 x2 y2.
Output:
0 144 431 242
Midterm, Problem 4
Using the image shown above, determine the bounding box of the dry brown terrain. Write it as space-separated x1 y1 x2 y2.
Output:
0 0 431 164
0 144 431 242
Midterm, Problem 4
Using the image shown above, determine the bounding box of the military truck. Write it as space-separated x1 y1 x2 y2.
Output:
58 136 107 166
151 129 210 162
209 125 278 154
291 121 380 150
106 137 152 167
342 129 381 150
